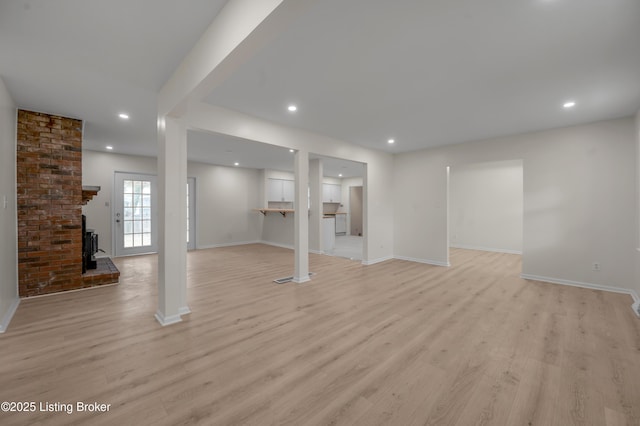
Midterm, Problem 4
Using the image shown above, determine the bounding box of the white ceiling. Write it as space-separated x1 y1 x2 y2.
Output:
0 0 227 155
1 0 639 174
207 0 640 153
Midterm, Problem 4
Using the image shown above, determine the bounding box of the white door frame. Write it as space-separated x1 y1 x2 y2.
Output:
113 172 158 256
187 177 196 250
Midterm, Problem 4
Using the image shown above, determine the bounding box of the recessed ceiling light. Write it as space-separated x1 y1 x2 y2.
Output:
105 145 113 150
339 174 343 177
234 162 239 166
118 113 129 119
287 105 297 112
388 139 395 144
289 149 294 153
563 101 576 108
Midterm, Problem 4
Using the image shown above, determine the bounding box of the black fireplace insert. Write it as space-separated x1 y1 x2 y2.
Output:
82 214 98 273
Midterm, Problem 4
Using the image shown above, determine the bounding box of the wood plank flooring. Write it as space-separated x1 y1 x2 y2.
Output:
1 245 639 425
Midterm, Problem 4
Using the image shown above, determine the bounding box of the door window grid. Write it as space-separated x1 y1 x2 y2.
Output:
123 179 152 248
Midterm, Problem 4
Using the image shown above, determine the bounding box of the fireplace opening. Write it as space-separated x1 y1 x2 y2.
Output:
82 214 99 273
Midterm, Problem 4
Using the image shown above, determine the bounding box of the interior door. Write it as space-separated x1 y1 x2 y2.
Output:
114 172 158 256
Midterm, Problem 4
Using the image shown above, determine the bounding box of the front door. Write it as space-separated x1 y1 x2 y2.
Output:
114 172 158 256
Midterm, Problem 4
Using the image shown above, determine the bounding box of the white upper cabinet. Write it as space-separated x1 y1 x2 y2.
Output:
282 180 295 202
268 178 295 202
322 183 341 203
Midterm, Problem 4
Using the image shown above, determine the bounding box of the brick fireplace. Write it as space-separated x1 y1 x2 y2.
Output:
16 109 118 297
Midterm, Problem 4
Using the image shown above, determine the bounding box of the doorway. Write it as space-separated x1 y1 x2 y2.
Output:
114 172 158 256
114 173 196 256
447 160 523 264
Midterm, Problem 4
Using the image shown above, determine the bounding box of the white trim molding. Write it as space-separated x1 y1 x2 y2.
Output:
197 240 261 250
293 276 311 284
259 241 295 251
178 306 191 316
394 255 450 267
522 273 640 317
0 297 20 333
155 311 182 327
631 291 640 318
450 244 522 255
362 255 394 266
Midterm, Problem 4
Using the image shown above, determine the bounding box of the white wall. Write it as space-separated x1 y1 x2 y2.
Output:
395 117 637 293
188 161 261 248
450 160 523 254
0 77 19 332
82 151 262 255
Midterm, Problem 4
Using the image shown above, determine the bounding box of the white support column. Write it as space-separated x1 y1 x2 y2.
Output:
156 116 189 326
293 149 310 283
308 158 323 254
153 0 314 324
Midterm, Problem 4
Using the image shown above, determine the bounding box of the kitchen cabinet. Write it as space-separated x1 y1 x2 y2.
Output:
335 214 347 235
323 217 335 252
268 178 295 202
322 183 341 203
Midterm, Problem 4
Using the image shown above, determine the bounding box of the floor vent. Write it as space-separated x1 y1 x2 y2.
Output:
273 272 315 284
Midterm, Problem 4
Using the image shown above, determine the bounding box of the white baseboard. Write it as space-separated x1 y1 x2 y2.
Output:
293 276 311 284
178 306 191 316
631 291 640 318
521 274 640 317
259 241 295 250
0 297 20 333
155 310 182 326
450 244 522 255
362 255 394 266
394 255 450 267
197 240 261 250
309 249 323 255
520 273 634 295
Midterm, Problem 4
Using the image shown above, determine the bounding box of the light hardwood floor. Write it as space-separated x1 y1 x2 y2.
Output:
1 245 639 425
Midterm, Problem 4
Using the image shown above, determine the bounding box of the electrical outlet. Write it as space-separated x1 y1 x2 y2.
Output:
592 262 600 271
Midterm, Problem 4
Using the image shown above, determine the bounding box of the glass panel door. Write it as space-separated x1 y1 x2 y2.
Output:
114 173 158 256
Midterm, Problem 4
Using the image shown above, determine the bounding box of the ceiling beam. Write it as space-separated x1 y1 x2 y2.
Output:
158 0 313 118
